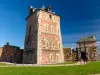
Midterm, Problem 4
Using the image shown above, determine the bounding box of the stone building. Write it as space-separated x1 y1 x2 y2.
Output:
63 48 72 61
63 48 77 62
76 36 98 61
1 43 23 63
23 6 64 64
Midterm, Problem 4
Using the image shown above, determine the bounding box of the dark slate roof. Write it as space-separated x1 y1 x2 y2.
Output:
26 6 59 20
4 45 20 49
77 36 97 43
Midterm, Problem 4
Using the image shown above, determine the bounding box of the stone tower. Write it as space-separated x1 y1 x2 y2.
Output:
23 6 64 64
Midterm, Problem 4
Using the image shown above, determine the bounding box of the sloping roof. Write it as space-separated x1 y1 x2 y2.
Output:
77 36 97 43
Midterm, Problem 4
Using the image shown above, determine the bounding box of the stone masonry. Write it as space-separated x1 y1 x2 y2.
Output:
23 6 64 64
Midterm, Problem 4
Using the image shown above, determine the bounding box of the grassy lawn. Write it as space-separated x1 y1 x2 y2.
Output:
0 62 100 75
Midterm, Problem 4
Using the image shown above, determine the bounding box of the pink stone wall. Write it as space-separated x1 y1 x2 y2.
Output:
77 42 97 48
0 48 3 58
24 10 63 64
0 47 3 61
40 11 61 48
42 50 60 64
39 11 62 64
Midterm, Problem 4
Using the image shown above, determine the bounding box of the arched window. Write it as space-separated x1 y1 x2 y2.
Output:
50 54 53 62
56 54 59 61
49 14 52 18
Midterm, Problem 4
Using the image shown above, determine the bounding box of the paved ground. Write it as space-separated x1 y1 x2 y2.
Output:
0 61 87 67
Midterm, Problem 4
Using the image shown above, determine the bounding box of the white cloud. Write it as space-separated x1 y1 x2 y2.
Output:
97 41 100 46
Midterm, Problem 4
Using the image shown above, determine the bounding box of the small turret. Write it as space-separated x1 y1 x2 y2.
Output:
29 6 35 15
41 5 45 10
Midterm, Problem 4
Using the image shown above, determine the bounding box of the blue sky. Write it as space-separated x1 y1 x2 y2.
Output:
0 0 100 53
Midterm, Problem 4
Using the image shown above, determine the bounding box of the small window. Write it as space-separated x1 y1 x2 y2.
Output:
27 35 31 44
49 14 52 18
50 54 53 61
56 54 59 61
42 38 46 47
41 38 45 47
29 26 31 34
58 43 60 48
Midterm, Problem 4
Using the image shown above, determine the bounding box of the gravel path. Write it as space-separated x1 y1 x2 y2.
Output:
0 61 87 67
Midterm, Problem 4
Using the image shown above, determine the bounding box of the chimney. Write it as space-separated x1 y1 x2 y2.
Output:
6 42 9 46
29 6 35 15
45 6 52 12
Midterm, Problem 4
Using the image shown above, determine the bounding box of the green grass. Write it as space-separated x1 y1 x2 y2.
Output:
0 62 100 75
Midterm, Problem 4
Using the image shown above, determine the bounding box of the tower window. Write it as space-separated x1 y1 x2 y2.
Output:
56 54 59 61
49 15 52 18
50 54 53 62
44 25 48 32
29 26 31 34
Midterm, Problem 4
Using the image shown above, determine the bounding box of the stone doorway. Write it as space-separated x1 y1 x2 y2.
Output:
81 52 87 61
